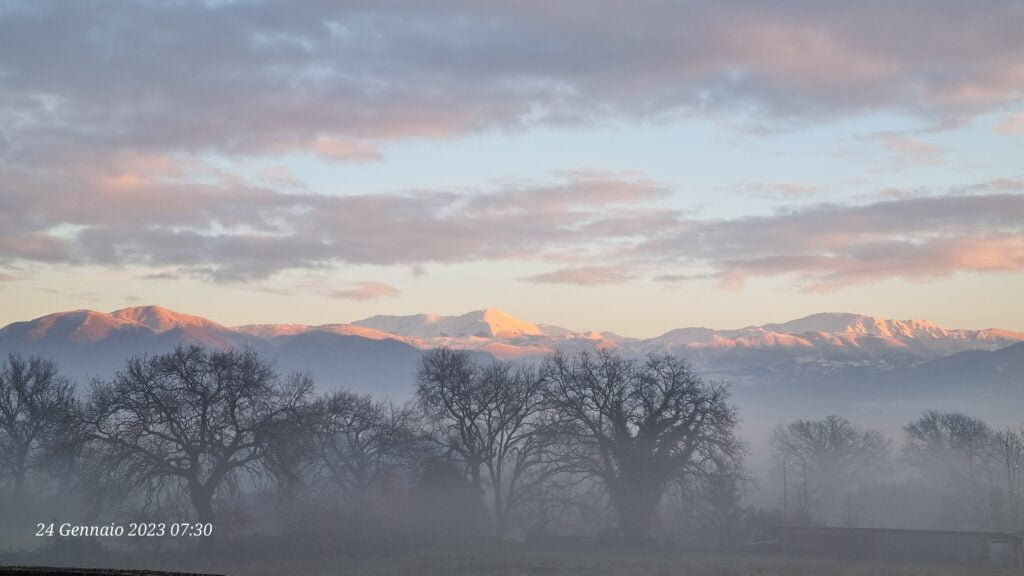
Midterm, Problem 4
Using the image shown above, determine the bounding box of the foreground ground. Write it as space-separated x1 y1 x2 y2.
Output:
4 546 1023 576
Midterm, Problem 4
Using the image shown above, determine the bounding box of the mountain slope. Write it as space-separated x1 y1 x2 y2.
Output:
234 323 412 343
110 305 228 332
0 309 152 344
900 340 1024 391
1 307 1021 395
353 308 544 339
0 306 427 396
271 331 425 397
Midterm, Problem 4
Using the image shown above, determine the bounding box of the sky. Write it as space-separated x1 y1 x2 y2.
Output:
0 0 1023 338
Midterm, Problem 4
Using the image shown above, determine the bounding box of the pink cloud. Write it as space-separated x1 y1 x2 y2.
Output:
2 150 1023 294
330 282 401 301
308 138 382 162
726 20 898 92
876 133 944 166
995 112 1024 135
522 266 636 286
657 193 1024 292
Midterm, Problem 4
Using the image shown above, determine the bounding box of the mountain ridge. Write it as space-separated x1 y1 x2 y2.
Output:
2 305 1021 392
352 308 546 339
5 305 1020 345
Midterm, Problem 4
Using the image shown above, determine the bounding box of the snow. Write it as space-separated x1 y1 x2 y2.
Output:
352 308 543 339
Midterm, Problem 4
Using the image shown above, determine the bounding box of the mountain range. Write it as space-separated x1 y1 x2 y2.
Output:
1 306 1021 398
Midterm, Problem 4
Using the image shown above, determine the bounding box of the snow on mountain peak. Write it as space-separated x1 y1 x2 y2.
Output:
472 308 543 338
110 305 226 332
3 307 1022 365
761 313 947 339
353 308 542 339
0 309 149 344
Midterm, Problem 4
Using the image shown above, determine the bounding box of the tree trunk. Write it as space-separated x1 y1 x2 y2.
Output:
190 482 216 554
468 459 487 533
492 479 508 540
610 482 661 547
12 467 26 497
12 444 29 497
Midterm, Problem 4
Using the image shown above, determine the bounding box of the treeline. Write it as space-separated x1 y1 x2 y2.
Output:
0 346 745 555
1 346 1021 559
769 412 1024 532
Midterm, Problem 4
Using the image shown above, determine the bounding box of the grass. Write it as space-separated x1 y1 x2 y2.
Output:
53 545 1018 576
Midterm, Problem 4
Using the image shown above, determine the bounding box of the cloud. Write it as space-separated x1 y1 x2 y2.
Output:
330 282 401 301
1 152 1021 292
653 273 717 284
0 164 675 280
1 0 1022 171
644 188 1024 291
1 2 1020 301
876 133 944 166
995 112 1024 134
138 271 184 281
722 181 821 200
308 138 382 162
522 266 636 286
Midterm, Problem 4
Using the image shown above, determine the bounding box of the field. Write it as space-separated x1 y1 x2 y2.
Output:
7 546 1020 576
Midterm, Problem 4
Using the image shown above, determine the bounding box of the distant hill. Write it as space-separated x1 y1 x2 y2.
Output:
895 340 1024 395
1 305 1021 399
0 306 422 396
353 308 546 339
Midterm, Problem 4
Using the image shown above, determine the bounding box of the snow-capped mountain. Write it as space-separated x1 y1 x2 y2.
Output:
352 308 546 339
0 306 419 396
760 312 1021 342
1 305 1021 393
109 305 227 333
650 312 1020 347
234 322 410 343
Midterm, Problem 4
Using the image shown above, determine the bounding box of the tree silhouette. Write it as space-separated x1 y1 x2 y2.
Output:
416 348 558 539
903 410 994 528
84 345 312 547
0 354 77 496
771 415 890 525
310 390 421 505
544 350 743 545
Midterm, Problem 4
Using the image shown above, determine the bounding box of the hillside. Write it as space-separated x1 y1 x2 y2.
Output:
1 306 1021 398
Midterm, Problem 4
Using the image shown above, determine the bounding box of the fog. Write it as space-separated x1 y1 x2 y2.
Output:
1 346 1022 572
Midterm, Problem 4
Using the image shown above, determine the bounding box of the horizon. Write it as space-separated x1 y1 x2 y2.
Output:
4 302 1022 340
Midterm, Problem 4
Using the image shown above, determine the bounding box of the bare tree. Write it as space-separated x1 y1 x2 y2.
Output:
0 354 77 496
83 345 312 545
770 415 890 525
480 361 563 540
904 411 992 473
310 391 421 505
666 457 751 550
416 349 486 497
992 425 1024 530
903 411 995 528
416 348 557 540
543 350 743 546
